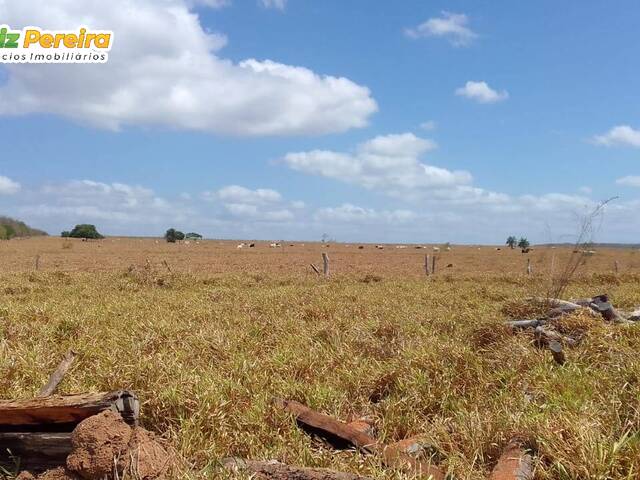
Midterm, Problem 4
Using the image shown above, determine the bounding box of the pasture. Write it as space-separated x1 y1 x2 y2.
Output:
2 237 640 479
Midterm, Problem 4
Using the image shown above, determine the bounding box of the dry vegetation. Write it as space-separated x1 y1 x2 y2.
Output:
2 237 640 479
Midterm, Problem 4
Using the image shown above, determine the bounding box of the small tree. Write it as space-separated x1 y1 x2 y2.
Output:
164 228 185 243
61 231 71 238
67 224 103 239
506 236 517 249
185 232 202 240
518 237 530 249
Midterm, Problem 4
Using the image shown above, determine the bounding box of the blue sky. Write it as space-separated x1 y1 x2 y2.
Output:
0 0 639 243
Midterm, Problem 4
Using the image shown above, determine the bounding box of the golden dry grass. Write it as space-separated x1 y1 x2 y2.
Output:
2 237 640 479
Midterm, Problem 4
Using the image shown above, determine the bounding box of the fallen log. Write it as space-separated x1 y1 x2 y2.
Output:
534 326 578 348
505 319 542 330
0 390 139 431
0 432 71 471
275 399 377 453
276 399 446 480
489 437 533 480
37 350 77 398
222 458 373 480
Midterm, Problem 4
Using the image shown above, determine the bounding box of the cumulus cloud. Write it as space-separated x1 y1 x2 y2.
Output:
616 176 640 187
283 133 474 199
260 0 286 10
405 12 477 47
212 185 282 204
201 185 296 222
0 0 376 136
0 175 21 195
593 126 640 148
455 81 508 103
315 203 415 224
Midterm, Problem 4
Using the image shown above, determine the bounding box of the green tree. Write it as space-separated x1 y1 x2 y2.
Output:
61 231 71 238
185 232 202 240
164 228 185 243
506 236 517 249
68 224 104 239
518 237 530 249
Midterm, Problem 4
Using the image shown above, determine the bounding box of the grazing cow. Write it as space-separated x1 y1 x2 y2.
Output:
433 246 440 252
358 245 364 249
445 246 451 251
521 248 531 253
376 245 384 249
446 263 453 268
495 247 501 251
270 242 281 248
237 243 245 249
249 243 255 247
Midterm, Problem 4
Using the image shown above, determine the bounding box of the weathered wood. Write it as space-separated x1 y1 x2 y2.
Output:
276 399 446 480
534 326 578 348
548 340 566 365
526 258 532 275
310 263 320 275
425 254 431 276
222 458 373 480
0 390 139 431
0 432 71 471
322 253 330 277
505 319 542 330
489 438 533 480
431 255 436 275
38 350 77 398
590 295 626 323
276 399 377 453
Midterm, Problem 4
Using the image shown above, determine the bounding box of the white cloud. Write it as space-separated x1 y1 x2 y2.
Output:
579 186 592 194
616 176 640 187
420 121 436 131
315 204 415 224
213 185 282 204
0 0 376 136
455 81 508 103
187 0 230 8
0 175 21 195
405 12 477 47
260 0 286 10
283 133 473 199
593 125 640 148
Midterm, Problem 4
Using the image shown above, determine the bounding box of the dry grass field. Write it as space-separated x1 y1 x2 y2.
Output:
2 237 640 479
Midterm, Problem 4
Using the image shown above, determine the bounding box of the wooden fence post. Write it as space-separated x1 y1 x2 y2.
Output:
424 254 431 276
35 255 40 271
431 255 436 275
527 258 532 275
614 260 619 274
322 253 330 277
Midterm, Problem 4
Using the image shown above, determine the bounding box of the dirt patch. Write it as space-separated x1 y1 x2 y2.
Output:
66 410 132 479
119 427 173 480
16 410 177 480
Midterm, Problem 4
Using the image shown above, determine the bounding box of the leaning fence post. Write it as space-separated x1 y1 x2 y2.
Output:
322 253 329 277
424 254 431 276
527 258 532 275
